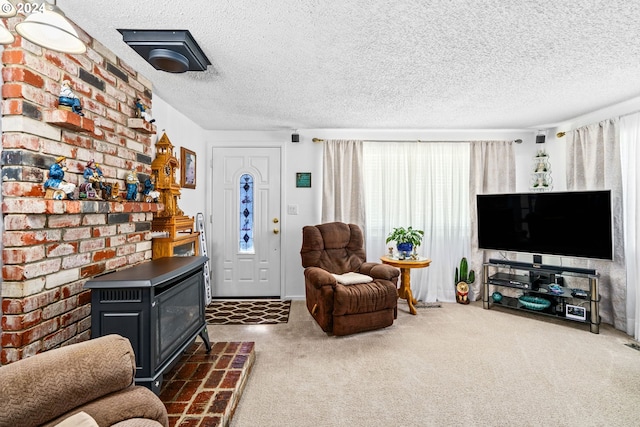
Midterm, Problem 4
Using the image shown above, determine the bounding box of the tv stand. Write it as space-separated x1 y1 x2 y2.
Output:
483 259 600 333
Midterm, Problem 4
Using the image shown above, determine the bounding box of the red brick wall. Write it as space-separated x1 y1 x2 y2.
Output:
1 16 159 363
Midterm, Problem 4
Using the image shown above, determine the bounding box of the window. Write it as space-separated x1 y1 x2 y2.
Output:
363 142 471 302
239 174 254 253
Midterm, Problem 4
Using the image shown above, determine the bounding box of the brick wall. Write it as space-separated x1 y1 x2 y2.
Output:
1 16 160 363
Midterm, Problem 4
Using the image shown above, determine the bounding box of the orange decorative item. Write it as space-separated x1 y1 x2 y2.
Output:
150 133 199 259
456 281 470 304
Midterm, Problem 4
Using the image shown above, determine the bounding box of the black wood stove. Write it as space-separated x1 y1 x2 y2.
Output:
85 256 211 394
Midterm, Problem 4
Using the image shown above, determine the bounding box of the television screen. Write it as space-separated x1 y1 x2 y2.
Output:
476 190 613 260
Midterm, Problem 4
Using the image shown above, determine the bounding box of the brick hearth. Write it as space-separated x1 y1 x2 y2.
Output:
160 341 256 427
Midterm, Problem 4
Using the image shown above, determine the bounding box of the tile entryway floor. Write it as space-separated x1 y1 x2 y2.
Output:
159 341 255 427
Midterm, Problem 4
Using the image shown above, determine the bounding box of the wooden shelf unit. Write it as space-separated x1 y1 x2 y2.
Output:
152 232 199 259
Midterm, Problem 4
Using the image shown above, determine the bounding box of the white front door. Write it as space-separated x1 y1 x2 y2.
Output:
211 147 281 297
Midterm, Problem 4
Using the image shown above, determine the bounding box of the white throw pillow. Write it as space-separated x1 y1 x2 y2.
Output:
331 272 374 285
55 412 99 427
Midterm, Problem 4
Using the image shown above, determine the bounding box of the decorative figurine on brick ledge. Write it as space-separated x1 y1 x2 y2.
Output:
95 163 114 198
81 160 101 199
106 182 122 202
58 80 84 116
126 169 140 201
44 156 76 200
143 176 160 202
135 98 155 123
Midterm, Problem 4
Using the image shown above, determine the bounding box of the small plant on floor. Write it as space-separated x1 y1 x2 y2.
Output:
454 257 475 305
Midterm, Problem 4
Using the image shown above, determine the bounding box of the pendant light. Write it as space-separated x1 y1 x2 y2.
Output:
0 23 14 44
15 0 86 54
0 0 17 18
0 0 16 45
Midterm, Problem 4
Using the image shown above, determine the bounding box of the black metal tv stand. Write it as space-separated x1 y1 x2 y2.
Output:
482 259 600 333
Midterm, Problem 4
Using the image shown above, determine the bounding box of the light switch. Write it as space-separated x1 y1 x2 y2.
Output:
287 204 299 215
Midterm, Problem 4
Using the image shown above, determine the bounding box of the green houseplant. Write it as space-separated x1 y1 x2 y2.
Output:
385 226 424 254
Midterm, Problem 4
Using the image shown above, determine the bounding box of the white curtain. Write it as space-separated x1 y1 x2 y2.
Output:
566 119 626 331
468 141 516 300
363 142 470 302
321 140 366 230
620 113 640 340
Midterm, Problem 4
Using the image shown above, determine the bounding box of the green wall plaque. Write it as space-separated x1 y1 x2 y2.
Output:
296 172 311 188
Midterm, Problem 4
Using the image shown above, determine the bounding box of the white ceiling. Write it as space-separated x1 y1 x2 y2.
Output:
58 1 640 131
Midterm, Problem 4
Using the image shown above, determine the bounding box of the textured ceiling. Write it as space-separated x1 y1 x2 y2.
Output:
57 1 640 131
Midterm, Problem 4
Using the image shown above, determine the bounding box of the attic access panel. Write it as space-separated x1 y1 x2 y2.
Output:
118 29 211 73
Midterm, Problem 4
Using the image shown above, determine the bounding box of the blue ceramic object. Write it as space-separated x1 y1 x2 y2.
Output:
492 291 503 302
548 284 564 295
519 295 551 310
397 242 413 253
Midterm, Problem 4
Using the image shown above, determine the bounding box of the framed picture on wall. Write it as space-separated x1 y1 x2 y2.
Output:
296 172 312 188
181 147 196 189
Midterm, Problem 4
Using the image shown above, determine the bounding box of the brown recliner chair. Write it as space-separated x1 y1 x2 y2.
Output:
300 222 400 336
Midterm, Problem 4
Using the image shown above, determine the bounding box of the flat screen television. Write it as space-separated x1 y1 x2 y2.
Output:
476 190 613 260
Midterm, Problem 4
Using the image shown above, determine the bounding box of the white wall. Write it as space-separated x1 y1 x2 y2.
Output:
155 94 640 300
203 129 535 299
152 94 207 219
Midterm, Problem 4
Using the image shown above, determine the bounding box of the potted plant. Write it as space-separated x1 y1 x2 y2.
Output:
386 226 424 254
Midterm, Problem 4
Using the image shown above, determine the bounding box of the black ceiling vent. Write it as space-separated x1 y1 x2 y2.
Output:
118 29 211 73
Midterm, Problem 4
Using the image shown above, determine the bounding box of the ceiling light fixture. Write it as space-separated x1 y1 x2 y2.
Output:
0 0 16 18
118 29 211 73
14 0 86 54
0 0 16 44
0 22 14 44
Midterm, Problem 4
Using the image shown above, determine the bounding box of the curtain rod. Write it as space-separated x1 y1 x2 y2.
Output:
312 138 484 143
556 108 640 138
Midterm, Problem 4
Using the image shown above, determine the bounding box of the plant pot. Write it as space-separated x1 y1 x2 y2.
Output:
397 242 413 253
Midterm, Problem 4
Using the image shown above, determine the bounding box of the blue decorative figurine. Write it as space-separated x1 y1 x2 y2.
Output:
125 169 139 201
58 80 84 116
143 176 160 202
135 98 155 123
44 156 76 200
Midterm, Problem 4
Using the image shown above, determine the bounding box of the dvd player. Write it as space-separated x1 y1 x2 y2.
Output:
488 272 533 289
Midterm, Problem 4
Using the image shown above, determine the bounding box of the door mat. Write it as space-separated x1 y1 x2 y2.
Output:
625 342 640 352
205 299 291 325
399 300 442 309
415 301 442 308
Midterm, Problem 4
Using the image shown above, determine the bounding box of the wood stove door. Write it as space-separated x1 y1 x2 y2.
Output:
212 147 281 297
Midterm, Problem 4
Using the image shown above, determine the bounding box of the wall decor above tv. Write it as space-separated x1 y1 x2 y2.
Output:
476 190 613 260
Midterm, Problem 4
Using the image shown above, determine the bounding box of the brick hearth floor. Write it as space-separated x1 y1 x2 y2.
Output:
159 340 256 427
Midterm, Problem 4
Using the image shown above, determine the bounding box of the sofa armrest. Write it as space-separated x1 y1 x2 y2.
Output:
44 386 168 427
304 266 337 289
0 335 138 427
359 262 400 281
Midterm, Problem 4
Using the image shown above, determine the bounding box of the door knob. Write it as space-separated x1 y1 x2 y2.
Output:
273 228 280 234
273 218 279 223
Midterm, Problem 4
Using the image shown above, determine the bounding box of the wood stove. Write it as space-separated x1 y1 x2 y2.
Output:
85 256 211 394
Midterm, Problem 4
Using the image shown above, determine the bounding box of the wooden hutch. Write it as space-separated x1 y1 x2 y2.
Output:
150 133 199 259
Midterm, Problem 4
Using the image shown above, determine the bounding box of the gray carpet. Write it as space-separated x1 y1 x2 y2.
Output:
206 299 640 427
